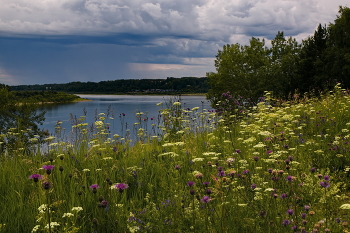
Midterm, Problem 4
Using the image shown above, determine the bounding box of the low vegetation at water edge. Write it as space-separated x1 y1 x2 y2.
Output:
1 84 350 232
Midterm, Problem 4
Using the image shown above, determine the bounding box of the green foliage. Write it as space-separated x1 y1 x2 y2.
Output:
10 77 210 94
207 33 301 108
0 87 47 154
208 6 350 111
12 91 81 103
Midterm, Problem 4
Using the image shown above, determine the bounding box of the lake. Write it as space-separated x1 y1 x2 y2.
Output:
38 94 212 138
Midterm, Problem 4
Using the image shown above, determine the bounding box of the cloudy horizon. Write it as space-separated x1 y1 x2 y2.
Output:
0 0 348 86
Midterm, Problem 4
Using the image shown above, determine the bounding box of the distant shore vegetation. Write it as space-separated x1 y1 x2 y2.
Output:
10 77 210 95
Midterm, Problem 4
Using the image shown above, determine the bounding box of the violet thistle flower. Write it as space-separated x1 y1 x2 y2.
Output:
217 171 225 177
42 181 52 190
324 175 330 181
286 175 294 182
202 182 210 187
90 184 100 189
310 167 316 173
205 189 212 195
280 193 288 199
42 165 55 175
200 196 211 203
29 174 42 182
190 190 195 195
98 200 108 208
115 183 129 193
251 184 257 189
253 156 259 161
282 219 291 226
90 184 100 193
286 209 294 215
187 181 195 187
319 181 330 188
174 165 181 170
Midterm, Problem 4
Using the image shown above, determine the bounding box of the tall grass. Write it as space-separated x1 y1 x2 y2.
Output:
1 84 350 232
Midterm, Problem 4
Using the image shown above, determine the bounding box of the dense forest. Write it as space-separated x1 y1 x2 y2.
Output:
207 6 350 109
10 77 209 94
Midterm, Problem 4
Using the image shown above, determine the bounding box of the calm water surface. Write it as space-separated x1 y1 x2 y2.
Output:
39 95 212 137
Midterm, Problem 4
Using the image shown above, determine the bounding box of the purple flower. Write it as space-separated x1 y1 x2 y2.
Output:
90 184 100 189
320 181 330 188
286 209 294 215
304 205 310 210
301 213 307 219
323 175 330 181
42 165 55 171
217 171 226 177
205 189 212 195
29 174 42 182
98 200 108 208
251 184 257 189
282 219 291 226
201 196 211 203
187 181 195 187
310 167 316 173
280 193 288 199
286 175 294 182
115 183 129 193
235 149 241 153
253 156 259 161
42 165 55 174
174 165 181 170
42 181 51 190
266 150 273 154
202 182 210 187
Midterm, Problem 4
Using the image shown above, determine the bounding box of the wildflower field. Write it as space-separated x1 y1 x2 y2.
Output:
1 84 350 233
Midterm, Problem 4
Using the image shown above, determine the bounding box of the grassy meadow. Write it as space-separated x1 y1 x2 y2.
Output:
1 84 350 232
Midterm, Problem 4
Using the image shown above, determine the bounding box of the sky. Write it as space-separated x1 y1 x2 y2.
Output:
0 0 348 86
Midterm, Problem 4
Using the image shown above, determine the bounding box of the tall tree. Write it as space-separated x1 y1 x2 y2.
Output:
327 6 350 87
269 31 301 97
206 37 270 106
296 24 329 93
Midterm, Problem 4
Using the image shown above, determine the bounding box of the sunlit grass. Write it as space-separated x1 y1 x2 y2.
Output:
1 84 350 232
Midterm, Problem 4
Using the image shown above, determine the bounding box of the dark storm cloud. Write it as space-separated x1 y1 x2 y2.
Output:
0 0 348 85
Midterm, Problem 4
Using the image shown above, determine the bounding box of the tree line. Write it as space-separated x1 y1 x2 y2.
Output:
11 77 209 94
207 6 350 107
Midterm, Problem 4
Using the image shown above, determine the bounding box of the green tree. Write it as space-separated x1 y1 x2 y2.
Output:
206 37 270 106
296 24 329 93
0 86 47 154
207 33 301 108
269 31 301 97
327 6 350 87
